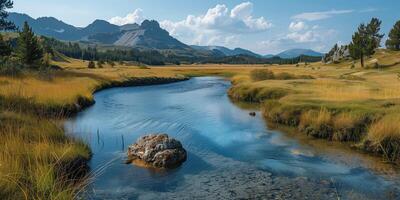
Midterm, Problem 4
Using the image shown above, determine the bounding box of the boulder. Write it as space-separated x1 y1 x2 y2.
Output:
127 134 187 168
323 44 351 64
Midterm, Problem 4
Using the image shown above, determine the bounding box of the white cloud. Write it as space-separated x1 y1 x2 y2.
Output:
289 21 307 32
285 27 337 44
160 2 271 46
287 31 318 43
292 9 353 21
109 9 144 25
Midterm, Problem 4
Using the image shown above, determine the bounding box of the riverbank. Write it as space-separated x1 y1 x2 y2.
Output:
228 49 400 163
0 59 259 198
0 68 189 199
1 50 399 198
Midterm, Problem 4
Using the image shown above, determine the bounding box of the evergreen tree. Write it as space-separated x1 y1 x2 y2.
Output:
0 0 15 31
366 18 384 55
16 22 43 66
386 20 400 50
349 18 384 68
349 24 369 67
0 34 11 57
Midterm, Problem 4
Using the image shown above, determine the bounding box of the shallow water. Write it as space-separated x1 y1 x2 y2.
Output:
66 77 400 199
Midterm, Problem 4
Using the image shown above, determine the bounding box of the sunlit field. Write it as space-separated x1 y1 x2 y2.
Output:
1 49 400 199
229 49 400 162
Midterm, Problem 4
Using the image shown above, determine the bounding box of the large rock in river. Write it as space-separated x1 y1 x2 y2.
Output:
127 134 187 168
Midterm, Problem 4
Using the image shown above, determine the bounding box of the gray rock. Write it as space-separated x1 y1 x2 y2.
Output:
323 44 351 64
127 134 187 168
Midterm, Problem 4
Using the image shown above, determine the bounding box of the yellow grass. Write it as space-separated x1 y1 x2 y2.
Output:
1 49 400 199
228 49 400 161
0 76 96 104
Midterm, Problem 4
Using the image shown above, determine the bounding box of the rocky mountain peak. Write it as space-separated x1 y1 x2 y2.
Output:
141 20 161 30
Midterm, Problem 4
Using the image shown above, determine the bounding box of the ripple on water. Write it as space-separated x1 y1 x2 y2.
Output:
66 77 400 199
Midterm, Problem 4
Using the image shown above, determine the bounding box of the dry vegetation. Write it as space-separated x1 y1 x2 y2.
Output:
228 49 400 162
1 49 400 198
0 57 264 199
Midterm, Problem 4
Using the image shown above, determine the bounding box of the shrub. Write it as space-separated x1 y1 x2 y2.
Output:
275 72 295 80
250 69 274 81
0 59 23 76
88 61 95 69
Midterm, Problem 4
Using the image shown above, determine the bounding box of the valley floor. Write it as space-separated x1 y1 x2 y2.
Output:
0 49 400 199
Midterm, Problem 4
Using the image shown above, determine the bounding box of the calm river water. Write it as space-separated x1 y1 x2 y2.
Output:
66 77 400 199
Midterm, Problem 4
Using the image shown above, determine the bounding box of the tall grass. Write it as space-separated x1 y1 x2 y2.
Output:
0 65 198 199
0 71 94 199
366 114 400 162
0 111 91 200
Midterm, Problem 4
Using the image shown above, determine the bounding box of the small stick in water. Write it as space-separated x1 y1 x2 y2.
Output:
121 134 125 151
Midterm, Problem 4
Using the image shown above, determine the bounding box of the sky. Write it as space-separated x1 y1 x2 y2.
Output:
10 0 400 54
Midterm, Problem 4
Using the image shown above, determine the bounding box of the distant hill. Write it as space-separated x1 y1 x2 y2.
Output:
263 54 275 58
191 45 261 57
276 49 323 59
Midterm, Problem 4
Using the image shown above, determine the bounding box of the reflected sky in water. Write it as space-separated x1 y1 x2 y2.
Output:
66 77 399 199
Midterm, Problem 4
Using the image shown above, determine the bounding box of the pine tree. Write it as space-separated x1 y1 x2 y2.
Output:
0 0 15 31
0 34 11 57
16 22 43 67
349 33 365 68
365 18 384 55
386 20 400 50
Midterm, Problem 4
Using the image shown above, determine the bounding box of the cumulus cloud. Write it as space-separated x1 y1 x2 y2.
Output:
286 31 317 43
109 9 144 25
289 21 307 32
160 2 271 46
292 9 353 21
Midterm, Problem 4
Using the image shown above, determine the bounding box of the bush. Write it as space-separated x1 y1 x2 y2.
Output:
0 59 23 76
275 72 295 80
250 69 275 81
250 69 314 81
88 61 95 69
97 62 103 68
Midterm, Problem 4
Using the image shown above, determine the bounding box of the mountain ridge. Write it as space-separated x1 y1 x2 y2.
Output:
275 48 324 59
7 12 323 60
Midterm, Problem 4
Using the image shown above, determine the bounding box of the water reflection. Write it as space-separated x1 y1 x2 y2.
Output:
66 77 399 199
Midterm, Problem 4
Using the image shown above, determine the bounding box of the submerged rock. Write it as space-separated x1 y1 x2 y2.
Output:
127 134 187 168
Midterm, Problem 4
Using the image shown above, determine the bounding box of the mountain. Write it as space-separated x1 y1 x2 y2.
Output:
7 13 196 52
7 13 323 63
8 13 81 40
276 49 323 59
113 20 189 50
263 54 275 58
191 45 261 57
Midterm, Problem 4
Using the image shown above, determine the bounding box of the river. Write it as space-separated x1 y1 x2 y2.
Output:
65 77 400 199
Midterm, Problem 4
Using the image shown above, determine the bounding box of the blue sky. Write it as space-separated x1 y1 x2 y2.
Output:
10 0 400 54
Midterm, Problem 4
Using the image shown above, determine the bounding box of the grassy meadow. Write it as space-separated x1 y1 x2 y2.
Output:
0 57 263 199
0 49 400 199
228 49 400 162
